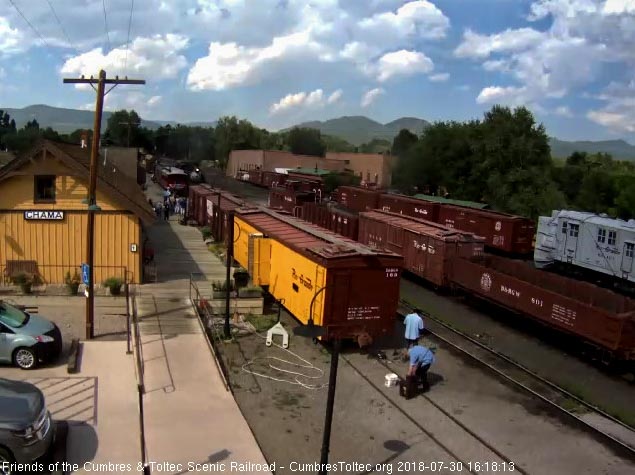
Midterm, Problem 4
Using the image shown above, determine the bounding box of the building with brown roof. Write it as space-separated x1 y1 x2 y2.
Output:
226 149 395 187
0 139 154 285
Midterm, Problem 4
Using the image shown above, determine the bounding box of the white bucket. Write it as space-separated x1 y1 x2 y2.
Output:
385 373 399 387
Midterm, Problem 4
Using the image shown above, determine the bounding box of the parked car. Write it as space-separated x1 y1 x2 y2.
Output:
0 301 62 370
0 378 55 470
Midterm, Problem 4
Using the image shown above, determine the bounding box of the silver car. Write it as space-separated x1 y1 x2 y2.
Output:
0 378 55 474
0 301 62 370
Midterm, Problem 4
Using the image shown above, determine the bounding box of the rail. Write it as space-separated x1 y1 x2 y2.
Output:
398 299 635 459
125 283 132 355
189 273 231 391
132 293 145 393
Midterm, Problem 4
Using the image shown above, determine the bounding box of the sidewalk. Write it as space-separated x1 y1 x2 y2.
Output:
136 217 271 473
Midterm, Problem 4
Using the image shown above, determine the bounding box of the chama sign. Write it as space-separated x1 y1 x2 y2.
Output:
24 211 65 221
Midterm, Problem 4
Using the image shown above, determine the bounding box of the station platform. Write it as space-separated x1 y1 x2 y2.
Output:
135 214 271 473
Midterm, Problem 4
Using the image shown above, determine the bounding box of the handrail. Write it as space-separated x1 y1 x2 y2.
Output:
132 294 145 393
125 283 132 355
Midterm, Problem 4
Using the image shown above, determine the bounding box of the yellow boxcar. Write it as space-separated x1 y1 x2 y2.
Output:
233 209 403 341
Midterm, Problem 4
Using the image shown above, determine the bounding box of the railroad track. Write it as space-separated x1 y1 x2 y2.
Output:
396 298 635 459
341 353 528 475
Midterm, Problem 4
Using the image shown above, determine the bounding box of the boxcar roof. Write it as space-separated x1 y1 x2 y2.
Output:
236 208 399 262
412 193 489 209
548 209 635 231
361 210 483 241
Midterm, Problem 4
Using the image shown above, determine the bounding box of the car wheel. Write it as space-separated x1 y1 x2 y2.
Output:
13 347 37 370
0 447 15 475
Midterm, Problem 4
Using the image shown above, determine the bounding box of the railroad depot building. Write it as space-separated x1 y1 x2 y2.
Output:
226 149 396 188
0 139 155 285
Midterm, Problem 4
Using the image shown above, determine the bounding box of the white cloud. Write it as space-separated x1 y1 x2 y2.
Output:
455 1 630 108
376 50 434 82
604 0 635 14
187 31 326 91
587 80 635 132
0 17 23 55
148 95 162 106
61 34 188 79
361 87 385 107
327 89 343 104
358 1 450 40
429 72 449 82
476 86 527 105
269 88 342 114
454 28 544 59
554 105 573 117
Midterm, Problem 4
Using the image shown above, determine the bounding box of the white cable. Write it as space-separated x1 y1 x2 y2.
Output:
240 325 327 390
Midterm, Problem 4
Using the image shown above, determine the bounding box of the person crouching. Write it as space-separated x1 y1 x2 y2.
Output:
407 344 435 393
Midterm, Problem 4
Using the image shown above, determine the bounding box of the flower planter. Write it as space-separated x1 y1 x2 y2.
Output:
68 283 80 295
109 285 122 296
233 272 249 288
212 290 230 299
238 288 262 298
20 283 32 294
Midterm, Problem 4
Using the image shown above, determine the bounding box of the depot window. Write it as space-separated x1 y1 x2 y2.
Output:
597 228 606 243
608 230 617 246
626 243 634 258
34 175 56 202
561 222 567 234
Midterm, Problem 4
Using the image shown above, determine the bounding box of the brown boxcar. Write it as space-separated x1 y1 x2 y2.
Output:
268 186 316 217
378 193 439 222
438 205 535 254
188 184 217 226
262 171 288 188
334 186 381 212
206 191 247 242
237 169 263 186
450 255 635 360
233 207 403 341
359 210 485 287
301 202 359 240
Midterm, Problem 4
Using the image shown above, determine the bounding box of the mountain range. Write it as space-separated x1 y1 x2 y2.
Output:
0 104 216 133
2 105 635 160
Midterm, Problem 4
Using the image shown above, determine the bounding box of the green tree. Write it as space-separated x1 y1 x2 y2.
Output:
322 134 356 152
286 127 326 157
214 116 264 167
105 109 142 147
391 129 418 158
358 138 391 154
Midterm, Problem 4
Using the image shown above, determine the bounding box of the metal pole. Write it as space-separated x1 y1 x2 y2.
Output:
224 211 234 339
319 338 341 475
216 192 221 241
86 70 106 340
125 283 132 355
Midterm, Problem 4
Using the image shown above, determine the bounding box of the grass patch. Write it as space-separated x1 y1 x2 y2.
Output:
207 243 226 258
246 313 279 332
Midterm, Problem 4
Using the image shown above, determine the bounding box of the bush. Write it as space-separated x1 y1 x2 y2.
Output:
65 270 81 295
103 276 124 295
200 226 212 240
212 280 235 291
11 272 42 286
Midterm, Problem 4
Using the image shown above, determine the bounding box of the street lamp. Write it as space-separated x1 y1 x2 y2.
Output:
293 288 340 475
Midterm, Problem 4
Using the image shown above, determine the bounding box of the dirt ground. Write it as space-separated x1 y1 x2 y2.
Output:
213 306 635 475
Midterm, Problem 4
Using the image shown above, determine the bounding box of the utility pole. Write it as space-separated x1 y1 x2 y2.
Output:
119 117 136 147
63 70 145 340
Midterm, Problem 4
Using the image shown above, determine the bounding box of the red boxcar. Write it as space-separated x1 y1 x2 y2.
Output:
237 169 263 186
378 194 439 222
301 202 359 240
358 210 484 287
334 186 381 213
188 184 216 226
206 191 248 242
262 171 288 188
450 255 635 360
438 205 535 254
268 186 316 217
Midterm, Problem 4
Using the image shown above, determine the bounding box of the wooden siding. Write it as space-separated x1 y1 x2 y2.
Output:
0 211 141 284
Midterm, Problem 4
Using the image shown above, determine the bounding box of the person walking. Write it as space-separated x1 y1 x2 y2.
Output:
407 344 435 392
404 308 424 349
174 197 181 216
163 202 170 221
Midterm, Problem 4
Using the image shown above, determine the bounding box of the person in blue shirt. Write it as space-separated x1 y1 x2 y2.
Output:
403 308 424 348
407 344 435 390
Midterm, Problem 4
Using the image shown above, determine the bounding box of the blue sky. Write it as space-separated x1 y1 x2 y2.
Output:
1 0 635 141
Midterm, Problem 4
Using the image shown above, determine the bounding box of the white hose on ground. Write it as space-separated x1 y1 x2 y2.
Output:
241 325 327 390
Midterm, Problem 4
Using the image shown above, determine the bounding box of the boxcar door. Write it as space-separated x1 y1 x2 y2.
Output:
564 222 580 262
621 241 634 275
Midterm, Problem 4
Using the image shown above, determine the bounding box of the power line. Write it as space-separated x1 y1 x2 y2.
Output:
102 0 112 52
45 0 72 47
7 0 50 48
124 0 135 73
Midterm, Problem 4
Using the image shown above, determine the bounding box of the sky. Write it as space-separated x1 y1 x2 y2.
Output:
1 0 635 141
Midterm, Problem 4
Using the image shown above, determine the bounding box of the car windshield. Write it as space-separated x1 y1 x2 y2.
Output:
0 302 29 328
